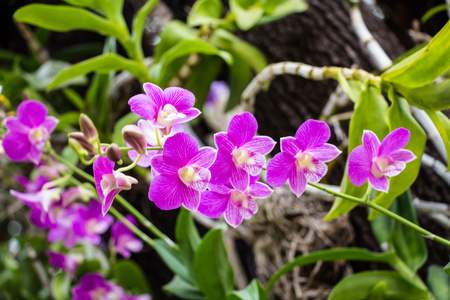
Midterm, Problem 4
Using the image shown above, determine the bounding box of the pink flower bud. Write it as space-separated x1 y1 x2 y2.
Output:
106 143 122 162
79 114 98 142
68 137 89 156
68 132 96 154
122 125 147 155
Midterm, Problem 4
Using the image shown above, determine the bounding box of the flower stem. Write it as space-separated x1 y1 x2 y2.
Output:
116 153 142 173
49 151 179 251
308 182 450 248
119 146 163 151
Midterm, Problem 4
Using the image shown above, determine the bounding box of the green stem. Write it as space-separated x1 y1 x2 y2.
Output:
116 153 142 172
49 151 178 251
119 146 163 151
308 182 450 248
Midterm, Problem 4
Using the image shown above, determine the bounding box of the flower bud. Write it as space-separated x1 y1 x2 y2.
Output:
68 132 96 154
122 125 147 155
106 143 122 163
79 114 98 142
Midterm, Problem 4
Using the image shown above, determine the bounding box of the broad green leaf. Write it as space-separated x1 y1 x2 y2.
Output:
61 145 80 166
86 73 113 138
112 260 151 294
63 0 125 20
193 229 234 300
50 272 71 300
325 83 389 220
14 5 126 38
210 29 267 73
154 21 197 63
112 112 141 146
382 20 450 88
132 0 160 60
55 112 80 132
424 110 450 170
336 70 364 103
328 271 430 300
76 259 103 278
261 0 277 14
163 276 206 300
47 53 148 90
226 55 252 111
372 190 427 273
396 80 450 111
422 4 450 23
366 281 387 300
153 239 191 283
427 265 450 300
188 0 223 26
175 208 202 281
369 89 426 217
227 279 268 300
63 89 85 111
444 261 450 276
267 248 396 291
258 0 308 25
230 0 264 31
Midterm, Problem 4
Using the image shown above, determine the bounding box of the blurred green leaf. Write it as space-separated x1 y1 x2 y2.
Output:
154 239 191 283
328 271 430 300
50 272 71 300
326 83 389 220
422 4 450 23
112 260 151 294
163 275 206 299
154 21 197 63
188 0 223 26
230 0 264 30
226 55 252 111
63 89 86 111
62 0 125 20
366 281 387 300
76 259 102 278
382 20 450 88
444 261 450 276
396 80 450 111
427 265 450 300
193 229 234 300
258 0 308 25
424 110 450 170
14 4 126 38
55 112 80 132
369 89 426 217
227 279 268 300
261 0 277 14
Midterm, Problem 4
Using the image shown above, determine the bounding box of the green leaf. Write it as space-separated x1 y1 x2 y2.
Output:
63 0 125 20
325 83 389 220
48 53 147 90
188 0 223 26
368 88 426 217
382 20 450 88
112 260 151 294
336 71 364 103
153 239 191 283
55 112 80 132
422 4 450 23
444 261 450 276
230 0 264 31
163 276 206 300
14 4 126 38
86 72 113 138
328 271 430 300
193 229 234 300
366 281 387 300
427 265 450 300
395 80 450 111
50 272 71 300
258 0 308 25
63 89 85 111
175 208 202 281
227 279 268 300
424 110 450 170
267 248 396 291
112 112 141 146
226 55 252 111
76 259 103 278
261 0 277 14
154 21 197 63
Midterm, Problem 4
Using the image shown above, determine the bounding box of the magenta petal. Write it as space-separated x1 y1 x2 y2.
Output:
389 149 416 163
239 198 258 219
288 167 307 197
149 175 183 210
28 145 43 164
224 201 243 228
198 191 228 218
4 117 30 134
280 137 301 157
93 156 114 201
249 182 273 198
307 144 341 162
17 100 47 127
102 190 120 216
230 165 249 192
209 150 233 184
188 147 217 169
296 120 330 150
303 161 327 183
176 108 201 124
42 116 59 133
379 128 410 156
208 182 232 194
128 149 154 168
178 184 200 211
266 152 295 187
164 87 195 111
227 112 257 147
214 132 235 152
362 130 381 158
242 136 276 155
3 132 30 161
128 94 159 121
151 154 179 175
185 167 210 192
241 153 265 176
348 146 372 187
368 174 389 193
383 161 406 177
143 82 165 108
163 133 199 166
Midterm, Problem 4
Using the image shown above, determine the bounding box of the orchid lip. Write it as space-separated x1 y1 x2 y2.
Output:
179 166 201 184
295 151 316 172
232 148 255 166
157 104 186 127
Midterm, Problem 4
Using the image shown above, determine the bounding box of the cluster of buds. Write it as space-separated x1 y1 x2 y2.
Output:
68 114 99 156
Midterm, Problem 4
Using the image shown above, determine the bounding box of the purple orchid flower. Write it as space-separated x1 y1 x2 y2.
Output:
111 215 143 258
73 200 114 245
348 128 416 193
127 119 183 168
266 120 341 197
198 176 272 227
209 112 276 191
71 273 127 300
128 83 200 134
93 155 138 216
149 132 216 211
3 100 58 164
47 203 82 248
47 250 83 278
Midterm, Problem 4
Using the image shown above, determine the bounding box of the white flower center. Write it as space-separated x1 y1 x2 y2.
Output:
231 190 249 209
295 152 316 172
28 127 46 144
157 104 186 127
179 166 201 184
232 148 255 166
371 156 395 178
